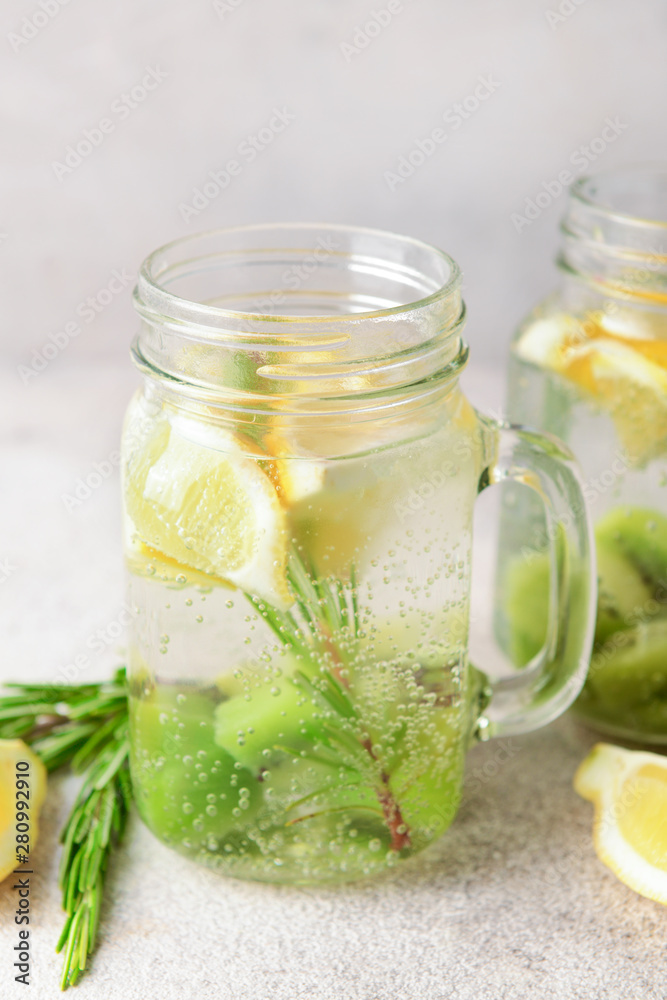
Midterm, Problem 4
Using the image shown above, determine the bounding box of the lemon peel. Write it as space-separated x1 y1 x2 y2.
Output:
0 740 47 883
575 742 667 906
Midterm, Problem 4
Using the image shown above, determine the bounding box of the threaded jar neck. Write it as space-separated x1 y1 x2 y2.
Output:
558 164 667 307
131 224 468 416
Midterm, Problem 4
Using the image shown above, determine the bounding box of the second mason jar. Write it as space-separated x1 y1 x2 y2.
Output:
499 164 667 744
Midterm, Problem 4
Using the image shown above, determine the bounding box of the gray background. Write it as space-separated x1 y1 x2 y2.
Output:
2 0 667 368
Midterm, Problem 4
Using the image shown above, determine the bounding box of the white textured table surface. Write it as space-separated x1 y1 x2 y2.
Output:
1 362 665 1000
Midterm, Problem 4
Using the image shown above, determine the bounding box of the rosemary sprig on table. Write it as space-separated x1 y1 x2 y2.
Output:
0 670 130 990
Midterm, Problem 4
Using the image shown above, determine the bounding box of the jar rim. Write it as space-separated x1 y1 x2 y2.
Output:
136 222 461 329
569 163 667 232
132 223 468 410
560 164 667 303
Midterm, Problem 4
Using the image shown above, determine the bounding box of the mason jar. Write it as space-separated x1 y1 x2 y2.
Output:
122 224 595 884
498 165 667 744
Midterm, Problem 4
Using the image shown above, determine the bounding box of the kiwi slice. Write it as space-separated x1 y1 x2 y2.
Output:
130 685 261 848
595 506 667 592
213 673 340 772
594 535 654 644
214 666 407 829
575 689 667 737
505 508 667 667
583 619 667 713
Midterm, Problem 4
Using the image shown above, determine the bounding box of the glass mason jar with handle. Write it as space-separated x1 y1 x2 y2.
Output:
122 223 595 884
499 165 667 744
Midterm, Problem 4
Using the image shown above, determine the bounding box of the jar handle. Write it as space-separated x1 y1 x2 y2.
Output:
473 416 596 740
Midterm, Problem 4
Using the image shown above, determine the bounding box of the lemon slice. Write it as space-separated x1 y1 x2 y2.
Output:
515 315 592 369
574 743 667 905
587 340 667 465
516 314 667 466
598 306 667 350
0 740 47 883
125 413 292 609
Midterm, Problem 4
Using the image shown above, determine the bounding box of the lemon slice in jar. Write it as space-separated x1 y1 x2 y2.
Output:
516 314 667 466
585 340 667 465
514 314 594 368
125 414 292 609
574 743 667 906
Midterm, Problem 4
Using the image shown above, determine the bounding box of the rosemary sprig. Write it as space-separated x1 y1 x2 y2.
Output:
0 670 131 990
0 670 128 771
248 548 411 851
56 723 131 990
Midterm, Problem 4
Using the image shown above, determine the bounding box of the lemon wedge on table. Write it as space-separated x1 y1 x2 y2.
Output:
575 743 667 906
515 314 667 466
124 414 292 609
0 740 47 883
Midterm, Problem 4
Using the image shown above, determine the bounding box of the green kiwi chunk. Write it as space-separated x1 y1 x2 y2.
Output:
584 619 667 713
595 506 667 592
